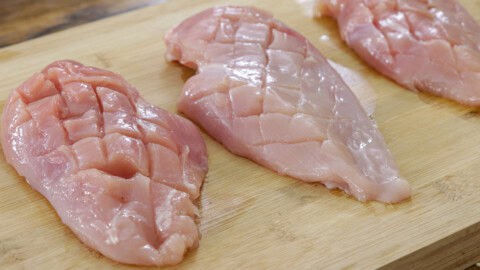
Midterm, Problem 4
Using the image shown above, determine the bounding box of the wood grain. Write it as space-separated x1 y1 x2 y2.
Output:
1 0 480 269
0 0 164 48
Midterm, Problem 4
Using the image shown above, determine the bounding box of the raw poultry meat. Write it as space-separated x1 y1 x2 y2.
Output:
165 6 410 203
1 60 208 266
317 0 480 106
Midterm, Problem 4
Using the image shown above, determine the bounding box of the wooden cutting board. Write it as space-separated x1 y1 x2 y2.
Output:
1 0 480 269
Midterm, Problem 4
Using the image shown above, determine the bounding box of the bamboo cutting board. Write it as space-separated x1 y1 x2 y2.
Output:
1 0 480 269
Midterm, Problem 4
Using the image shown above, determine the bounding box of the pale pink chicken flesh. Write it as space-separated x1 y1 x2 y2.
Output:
317 0 480 106
1 60 208 266
165 6 410 203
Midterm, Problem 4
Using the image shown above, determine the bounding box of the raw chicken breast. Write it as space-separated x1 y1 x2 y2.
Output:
165 6 410 203
317 0 480 106
1 60 208 266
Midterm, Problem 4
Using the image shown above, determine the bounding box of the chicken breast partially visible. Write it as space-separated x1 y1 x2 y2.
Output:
1 60 208 266
165 6 410 203
317 0 480 106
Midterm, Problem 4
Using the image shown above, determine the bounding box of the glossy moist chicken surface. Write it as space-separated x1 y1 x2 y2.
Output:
1 60 208 266
165 6 410 203
318 0 480 106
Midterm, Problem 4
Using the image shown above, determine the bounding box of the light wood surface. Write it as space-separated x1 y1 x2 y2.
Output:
1 0 480 269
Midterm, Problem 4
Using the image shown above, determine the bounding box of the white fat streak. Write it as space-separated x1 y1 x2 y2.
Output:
328 60 377 117
181 145 196 194
106 227 119 245
295 0 376 115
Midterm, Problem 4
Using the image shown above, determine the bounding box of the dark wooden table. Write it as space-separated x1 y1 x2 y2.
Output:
1 1 480 269
0 0 162 48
